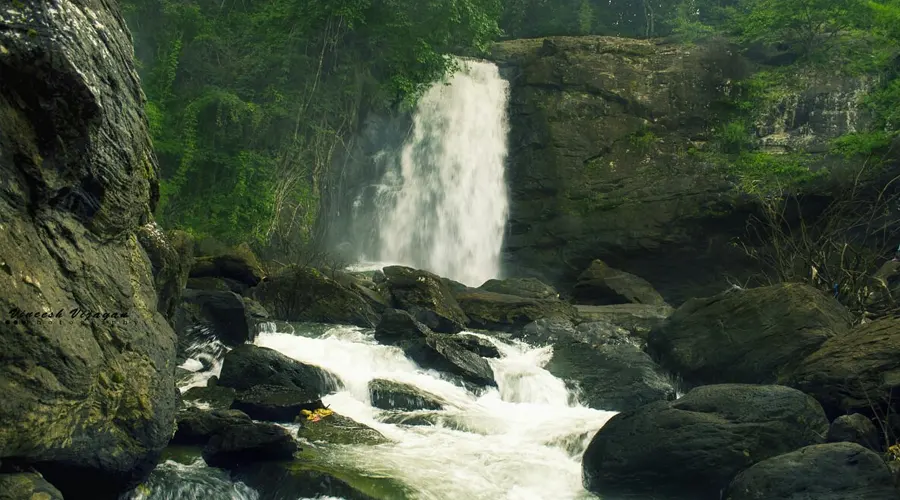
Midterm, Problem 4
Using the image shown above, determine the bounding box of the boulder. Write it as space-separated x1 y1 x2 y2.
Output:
296 410 388 446
455 290 577 331
369 379 446 411
190 242 265 288
866 260 900 315
375 310 497 387
451 334 501 358
172 408 252 445
231 384 324 422
201 422 298 468
648 283 853 385
784 316 900 419
382 266 469 333
230 463 384 500
0 1 178 496
250 266 380 327
572 260 668 306
574 303 673 341
174 289 254 346
827 414 880 451
723 442 900 500
218 344 341 395
582 384 829 499
478 277 559 299
136 223 193 323
548 339 676 411
181 384 237 410
0 472 64 500
520 317 643 348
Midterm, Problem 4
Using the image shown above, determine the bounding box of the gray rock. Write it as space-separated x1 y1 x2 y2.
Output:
723 442 900 500
369 379 446 411
573 259 667 306
827 414 880 450
218 344 341 395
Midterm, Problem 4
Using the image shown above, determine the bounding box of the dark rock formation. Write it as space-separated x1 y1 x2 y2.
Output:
172 408 252 445
478 277 559 299
250 266 380 327
190 242 265 288
0 472 64 500
572 259 668 306
382 265 469 333
454 289 577 331
174 289 255 346
137 223 193 323
723 442 900 500
784 316 900 420
202 422 298 468
231 384 324 422
369 379 446 411
0 1 178 497
648 283 852 385
582 384 829 499
827 414 880 451
218 344 341 395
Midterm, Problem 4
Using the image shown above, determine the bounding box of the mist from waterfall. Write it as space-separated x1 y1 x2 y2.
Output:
369 59 510 287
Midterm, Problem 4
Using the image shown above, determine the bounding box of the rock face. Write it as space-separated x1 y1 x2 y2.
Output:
136 223 193 323
785 316 900 419
382 266 469 333
251 266 380 327
490 36 869 303
572 259 667 306
723 443 900 500
582 384 829 499
0 1 178 497
648 283 852 385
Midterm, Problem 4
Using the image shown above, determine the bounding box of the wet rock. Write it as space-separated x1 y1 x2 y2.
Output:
231 462 383 500
0 0 178 496
784 316 900 420
137 223 194 324
574 303 673 341
547 339 675 411
174 289 255 346
182 385 237 410
330 269 391 313
648 283 852 385
517 317 580 345
374 308 432 345
218 344 341 395
573 320 642 347
231 384 324 422
242 297 270 321
369 379 446 411
723 442 900 500
573 259 668 306
519 316 642 348
296 410 388 446
0 472 63 500
251 266 380 327
583 384 829 499
451 334 501 358
383 266 469 333
202 422 298 468
173 408 252 445
190 243 265 288
827 414 880 450
478 277 559 299
455 290 577 331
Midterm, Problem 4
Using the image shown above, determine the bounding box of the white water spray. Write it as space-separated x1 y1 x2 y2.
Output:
373 60 510 287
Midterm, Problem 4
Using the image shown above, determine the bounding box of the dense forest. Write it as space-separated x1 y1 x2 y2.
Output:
121 0 900 259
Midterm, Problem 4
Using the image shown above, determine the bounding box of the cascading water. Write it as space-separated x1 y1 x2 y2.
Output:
138 323 616 500
369 59 510 287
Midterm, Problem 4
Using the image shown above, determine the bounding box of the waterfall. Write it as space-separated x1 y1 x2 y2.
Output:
371 59 510 287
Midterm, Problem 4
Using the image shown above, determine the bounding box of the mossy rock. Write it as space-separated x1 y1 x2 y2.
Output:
368 379 446 411
0 472 64 500
296 411 389 446
383 266 469 333
190 242 265 287
455 290 578 331
182 384 236 410
234 460 413 500
478 277 559 300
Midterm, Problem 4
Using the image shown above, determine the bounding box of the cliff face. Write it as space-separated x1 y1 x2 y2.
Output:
491 36 870 303
0 0 176 496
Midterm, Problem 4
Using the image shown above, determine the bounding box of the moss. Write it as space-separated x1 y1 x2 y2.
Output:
296 412 389 446
285 461 414 500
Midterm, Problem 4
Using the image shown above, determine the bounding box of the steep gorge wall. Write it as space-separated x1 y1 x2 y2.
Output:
0 0 176 496
491 36 871 303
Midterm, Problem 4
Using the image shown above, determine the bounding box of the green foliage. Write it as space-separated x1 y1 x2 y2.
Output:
123 0 501 249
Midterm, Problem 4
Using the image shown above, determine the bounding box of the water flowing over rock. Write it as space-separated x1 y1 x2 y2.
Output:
367 60 510 286
0 1 177 497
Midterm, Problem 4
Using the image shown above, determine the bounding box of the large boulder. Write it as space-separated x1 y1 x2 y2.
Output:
478 277 559 299
230 384 324 422
723 442 900 500
250 266 380 327
0 1 178 497
572 259 667 306
574 303 673 342
547 339 676 411
826 414 880 451
174 289 254 346
454 289 577 331
582 384 829 499
368 379 446 411
0 473 64 500
190 242 265 289
784 316 900 419
218 344 341 395
136 223 193 324
648 284 853 385
382 266 469 333
172 407 253 445
202 422 298 469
